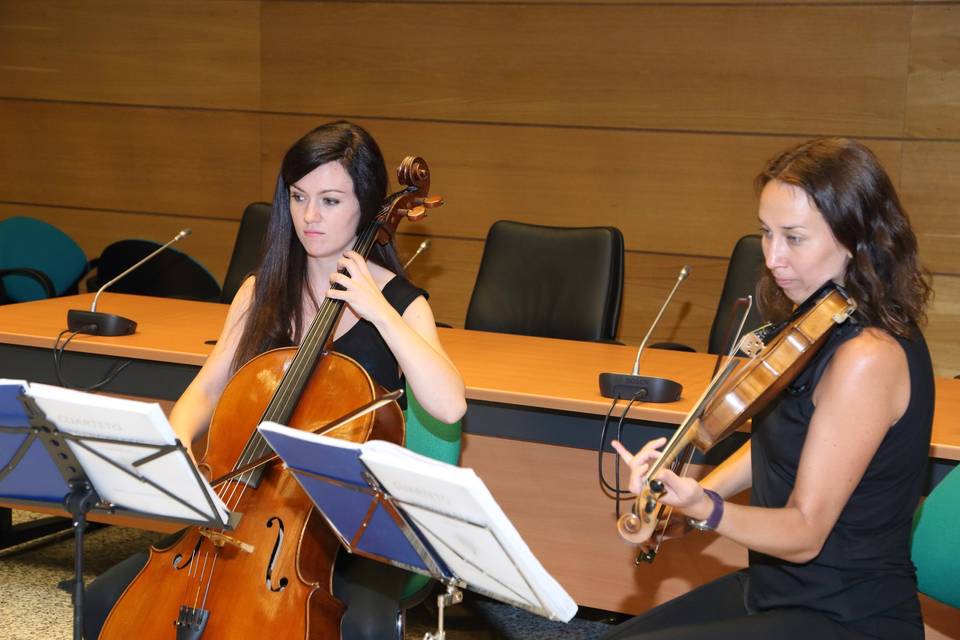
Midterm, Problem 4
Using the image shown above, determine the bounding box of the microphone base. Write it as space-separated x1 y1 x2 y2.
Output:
598 373 682 403
67 310 137 336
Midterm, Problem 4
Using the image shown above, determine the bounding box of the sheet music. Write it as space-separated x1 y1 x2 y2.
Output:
360 440 576 621
257 423 577 622
26 383 229 524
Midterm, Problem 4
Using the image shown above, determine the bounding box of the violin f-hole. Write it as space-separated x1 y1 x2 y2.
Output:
265 516 289 592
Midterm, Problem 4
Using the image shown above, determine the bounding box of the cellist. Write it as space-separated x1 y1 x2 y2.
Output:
607 138 933 640
84 120 466 639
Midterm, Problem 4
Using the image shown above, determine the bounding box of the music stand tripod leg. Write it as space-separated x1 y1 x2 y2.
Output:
423 583 463 640
63 479 97 640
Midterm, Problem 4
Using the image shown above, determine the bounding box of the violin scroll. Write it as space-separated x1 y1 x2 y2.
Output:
616 483 662 545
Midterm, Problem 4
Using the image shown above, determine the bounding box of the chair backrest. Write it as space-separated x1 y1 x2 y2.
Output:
91 239 221 302
400 382 461 602
0 216 89 303
911 464 960 608
221 202 271 304
465 220 624 342
707 234 766 355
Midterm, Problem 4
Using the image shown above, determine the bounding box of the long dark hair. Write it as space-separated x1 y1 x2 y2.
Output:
755 137 930 337
232 121 404 371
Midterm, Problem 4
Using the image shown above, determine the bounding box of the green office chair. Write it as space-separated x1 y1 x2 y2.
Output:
911 464 960 608
336 383 462 640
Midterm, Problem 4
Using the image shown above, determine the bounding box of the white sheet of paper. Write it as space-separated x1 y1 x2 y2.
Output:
359 439 577 621
26 383 229 524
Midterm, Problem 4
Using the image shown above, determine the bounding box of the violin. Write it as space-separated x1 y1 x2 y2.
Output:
99 157 442 639
616 282 857 556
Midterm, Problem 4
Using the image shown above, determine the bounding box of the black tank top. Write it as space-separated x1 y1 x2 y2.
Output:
331 275 427 408
747 321 934 639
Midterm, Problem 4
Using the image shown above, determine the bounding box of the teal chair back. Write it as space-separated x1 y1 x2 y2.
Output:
400 383 462 600
0 217 89 302
911 464 960 608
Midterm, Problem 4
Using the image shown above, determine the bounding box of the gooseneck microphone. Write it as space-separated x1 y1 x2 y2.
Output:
598 265 690 402
403 239 431 269
66 228 192 336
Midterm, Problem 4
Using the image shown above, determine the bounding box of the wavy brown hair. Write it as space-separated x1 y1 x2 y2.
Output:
231 121 402 372
755 138 930 337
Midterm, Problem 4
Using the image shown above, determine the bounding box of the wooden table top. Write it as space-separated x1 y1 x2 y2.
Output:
1 293 957 460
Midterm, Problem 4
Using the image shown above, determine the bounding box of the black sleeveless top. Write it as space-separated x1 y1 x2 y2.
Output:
330 276 427 408
747 321 934 639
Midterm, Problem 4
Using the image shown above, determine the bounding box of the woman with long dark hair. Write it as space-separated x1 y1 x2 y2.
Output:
606 138 933 640
84 121 466 639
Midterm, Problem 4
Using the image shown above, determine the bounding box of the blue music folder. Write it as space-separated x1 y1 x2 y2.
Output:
257 422 450 580
0 379 70 504
258 421 578 622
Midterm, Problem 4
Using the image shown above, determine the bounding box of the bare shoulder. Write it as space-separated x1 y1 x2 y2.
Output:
815 327 909 421
230 276 256 317
830 327 906 376
366 261 397 288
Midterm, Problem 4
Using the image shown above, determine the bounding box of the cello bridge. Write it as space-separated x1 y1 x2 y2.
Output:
198 528 255 553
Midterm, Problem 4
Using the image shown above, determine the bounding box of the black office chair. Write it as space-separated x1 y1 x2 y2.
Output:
706 234 765 354
653 234 765 355
221 202 271 304
465 220 624 342
88 239 221 302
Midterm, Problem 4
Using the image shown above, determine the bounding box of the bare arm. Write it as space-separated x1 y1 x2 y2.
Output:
701 438 752 498
327 252 467 424
168 277 255 449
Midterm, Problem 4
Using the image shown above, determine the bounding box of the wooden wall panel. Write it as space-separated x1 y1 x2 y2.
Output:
906 6 960 138
261 3 910 136
927 274 960 379
0 1 260 109
0 99 261 219
901 141 960 276
260 115 904 258
0 204 240 284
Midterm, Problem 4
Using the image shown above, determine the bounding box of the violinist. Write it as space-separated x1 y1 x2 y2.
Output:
607 138 933 640
83 120 467 639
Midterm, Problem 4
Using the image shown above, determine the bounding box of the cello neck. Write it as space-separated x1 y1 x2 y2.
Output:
261 219 383 425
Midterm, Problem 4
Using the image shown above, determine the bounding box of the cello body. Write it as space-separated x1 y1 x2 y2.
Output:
99 154 439 638
98 348 404 639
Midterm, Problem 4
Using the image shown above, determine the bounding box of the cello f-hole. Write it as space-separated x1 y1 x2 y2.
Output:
173 537 202 571
265 516 288 592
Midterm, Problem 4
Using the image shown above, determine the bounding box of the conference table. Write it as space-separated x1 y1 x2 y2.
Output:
1 294 957 635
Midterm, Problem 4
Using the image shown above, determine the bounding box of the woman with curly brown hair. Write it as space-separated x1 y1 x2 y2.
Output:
607 138 933 640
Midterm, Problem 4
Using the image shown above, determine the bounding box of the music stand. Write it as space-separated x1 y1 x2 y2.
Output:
257 421 577 639
0 380 234 640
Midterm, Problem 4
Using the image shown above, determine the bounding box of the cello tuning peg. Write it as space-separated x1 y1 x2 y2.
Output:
416 195 444 208
406 205 427 221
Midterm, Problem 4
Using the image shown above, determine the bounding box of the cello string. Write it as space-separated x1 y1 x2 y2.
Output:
189 220 384 597
171 180 414 620
220 220 380 512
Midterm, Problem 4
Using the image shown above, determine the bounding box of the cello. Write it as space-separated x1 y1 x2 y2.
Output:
616 282 857 557
99 157 443 639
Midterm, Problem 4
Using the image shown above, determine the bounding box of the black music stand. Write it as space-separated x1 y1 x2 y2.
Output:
258 422 577 639
0 380 234 640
